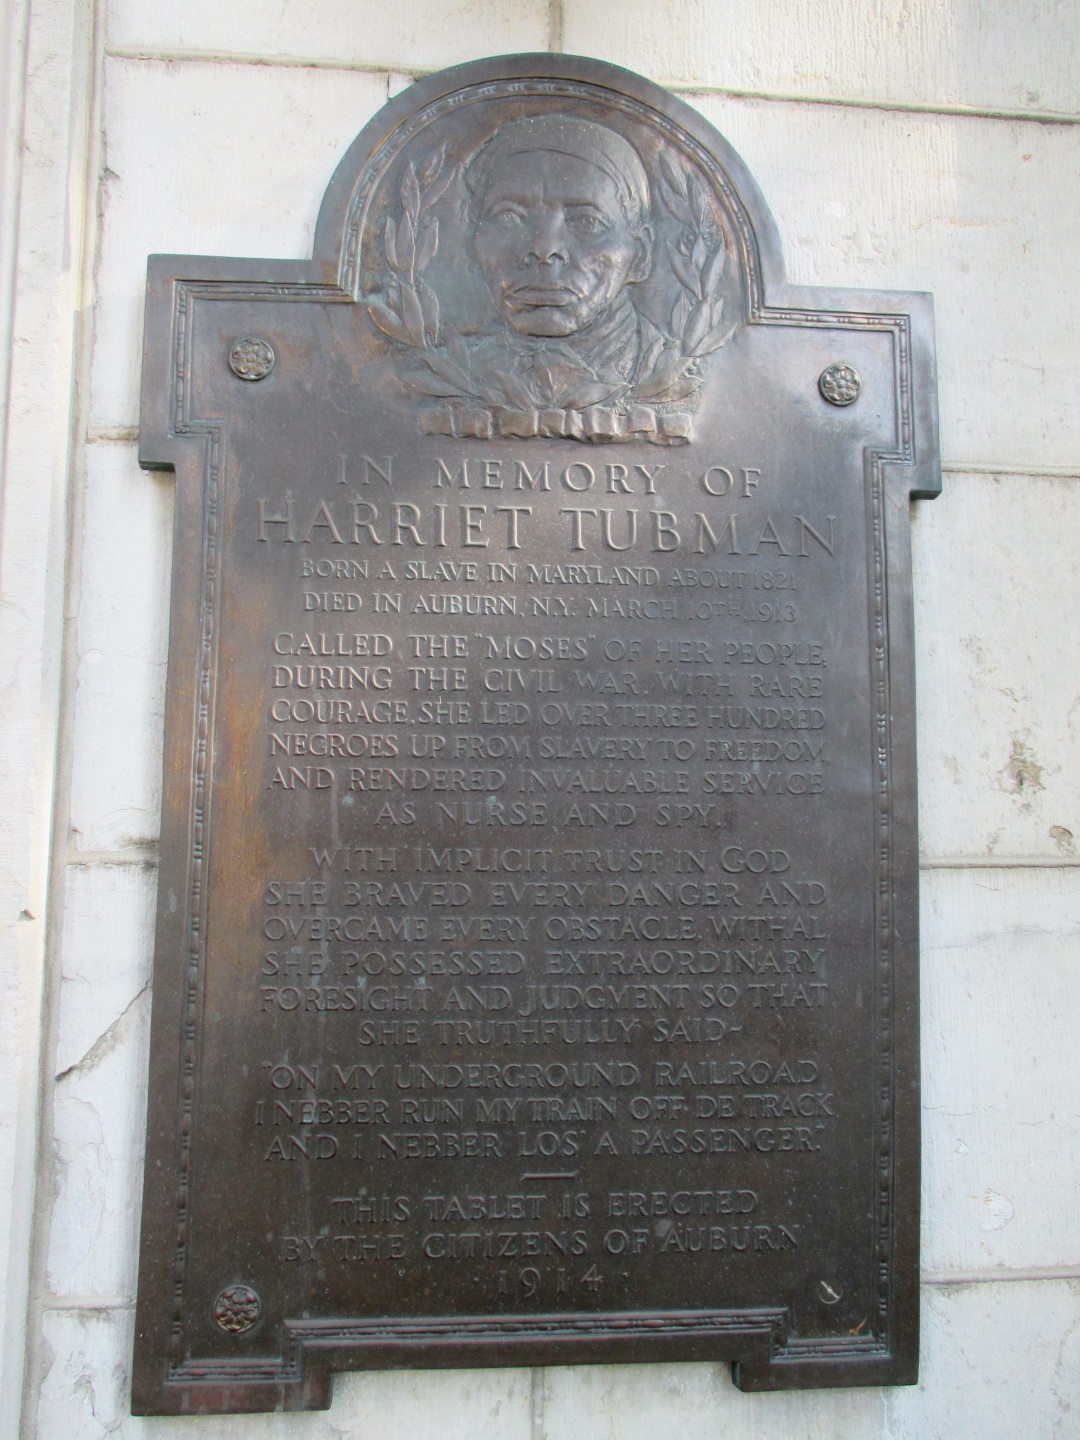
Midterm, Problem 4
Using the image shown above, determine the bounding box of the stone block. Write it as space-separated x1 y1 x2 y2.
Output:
46 972 151 1305
685 93 1080 472
913 471 1080 861
562 0 1080 116
90 59 389 430
106 0 549 72
536 1278 1080 1437
921 866 1080 1275
54 863 156 1078
36 1305 533 1438
69 442 172 850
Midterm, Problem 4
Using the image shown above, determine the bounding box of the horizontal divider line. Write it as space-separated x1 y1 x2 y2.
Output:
41 1296 136 1311
99 47 1080 126
67 847 159 866
941 463 1080 479
105 44 424 77
922 1265 1080 1286
665 81 1080 126
921 855 1080 869
86 426 139 444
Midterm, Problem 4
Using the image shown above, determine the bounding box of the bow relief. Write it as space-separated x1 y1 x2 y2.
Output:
364 114 738 445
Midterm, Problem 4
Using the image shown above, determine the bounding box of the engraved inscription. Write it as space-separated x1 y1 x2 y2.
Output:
132 53 933 1414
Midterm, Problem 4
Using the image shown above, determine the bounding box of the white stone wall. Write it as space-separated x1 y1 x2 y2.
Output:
2 2 1078 1435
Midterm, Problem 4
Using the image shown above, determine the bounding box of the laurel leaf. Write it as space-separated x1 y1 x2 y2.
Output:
399 282 427 346
400 161 421 223
684 299 711 354
658 175 693 226
396 212 415 276
482 384 511 406
688 175 708 229
418 143 446 188
688 313 737 357
631 353 690 401
445 325 471 372
420 166 455 212
497 370 539 410
423 347 473 393
667 242 702 299
535 359 598 408
637 334 665 381
559 380 624 410
654 372 704 401
691 233 708 272
367 299 410 344
671 290 692 337
384 216 399 272
660 148 688 199
408 371 466 397
533 362 559 406
702 240 726 299
418 281 440 343
416 219 438 272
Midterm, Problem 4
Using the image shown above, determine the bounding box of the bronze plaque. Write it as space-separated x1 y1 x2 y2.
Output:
132 55 939 1414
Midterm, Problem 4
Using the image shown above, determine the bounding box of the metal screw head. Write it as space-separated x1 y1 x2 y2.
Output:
818 1277 843 1305
213 1283 261 1333
229 337 275 381
818 363 860 406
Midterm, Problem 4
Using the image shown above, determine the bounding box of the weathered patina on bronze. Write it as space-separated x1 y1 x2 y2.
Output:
132 54 939 1414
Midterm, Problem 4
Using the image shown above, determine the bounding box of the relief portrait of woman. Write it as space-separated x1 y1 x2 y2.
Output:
365 112 738 444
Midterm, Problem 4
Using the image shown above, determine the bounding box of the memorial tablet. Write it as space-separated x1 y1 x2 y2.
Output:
132 54 939 1413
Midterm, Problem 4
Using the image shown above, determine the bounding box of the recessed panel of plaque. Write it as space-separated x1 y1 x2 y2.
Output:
133 55 938 1413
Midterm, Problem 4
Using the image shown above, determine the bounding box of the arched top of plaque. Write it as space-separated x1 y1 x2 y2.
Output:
141 53 939 492
311 56 780 448
316 54 781 305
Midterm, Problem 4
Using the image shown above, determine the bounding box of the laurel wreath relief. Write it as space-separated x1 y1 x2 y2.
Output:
366 144 453 350
365 141 736 443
